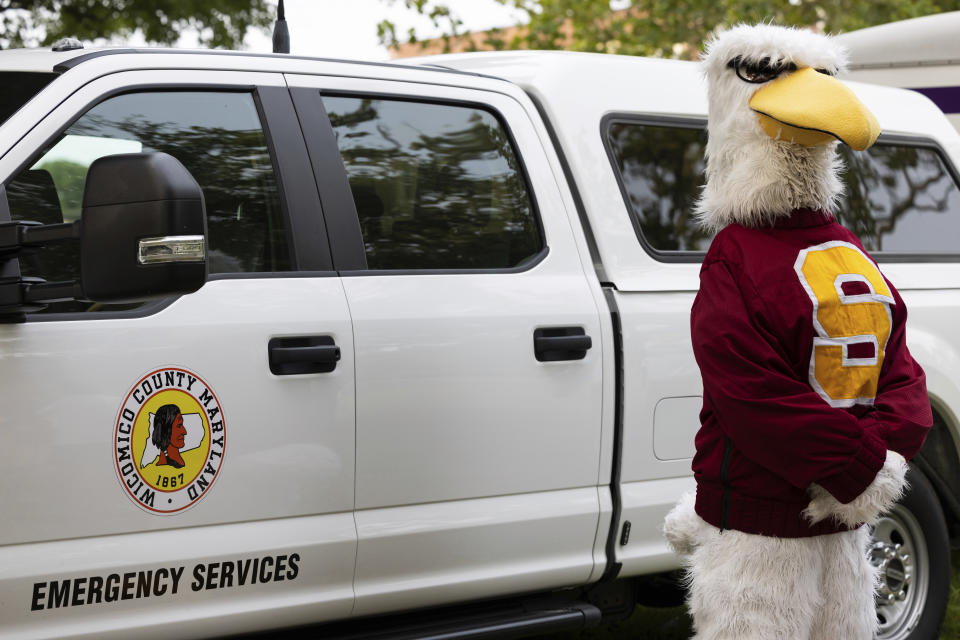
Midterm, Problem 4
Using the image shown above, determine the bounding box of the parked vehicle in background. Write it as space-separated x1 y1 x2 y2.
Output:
838 11 960 132
0 43 958 640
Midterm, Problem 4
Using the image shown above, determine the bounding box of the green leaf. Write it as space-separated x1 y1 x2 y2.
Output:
377 0 960 59
0 1 273 50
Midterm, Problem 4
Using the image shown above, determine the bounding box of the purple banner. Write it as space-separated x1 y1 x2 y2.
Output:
910 86 960 114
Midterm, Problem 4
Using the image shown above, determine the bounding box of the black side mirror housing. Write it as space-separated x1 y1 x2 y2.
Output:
80 152 207 302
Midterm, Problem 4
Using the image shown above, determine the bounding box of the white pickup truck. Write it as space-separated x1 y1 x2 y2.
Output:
1 45 959 640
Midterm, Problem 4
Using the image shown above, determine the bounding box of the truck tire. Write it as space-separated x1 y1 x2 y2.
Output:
873 466 950 640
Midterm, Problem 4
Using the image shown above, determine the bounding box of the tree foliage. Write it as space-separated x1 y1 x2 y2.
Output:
379 0 959 58
0 0 273 50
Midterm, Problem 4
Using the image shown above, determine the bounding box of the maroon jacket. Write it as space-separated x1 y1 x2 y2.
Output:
691 209 931 537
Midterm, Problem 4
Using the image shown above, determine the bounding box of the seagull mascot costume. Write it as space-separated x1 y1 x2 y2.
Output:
664 24 932 640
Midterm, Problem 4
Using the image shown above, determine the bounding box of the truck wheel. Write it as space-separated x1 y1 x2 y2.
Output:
872 466 950 640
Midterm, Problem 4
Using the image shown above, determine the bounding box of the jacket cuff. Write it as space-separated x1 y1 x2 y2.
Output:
816 430 887 503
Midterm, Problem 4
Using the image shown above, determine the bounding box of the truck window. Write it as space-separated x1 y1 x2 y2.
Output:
836 144 960 254
322 95 542 270
0 72 57 127
605 120 711 253
5 90 290 314
604 120 960 258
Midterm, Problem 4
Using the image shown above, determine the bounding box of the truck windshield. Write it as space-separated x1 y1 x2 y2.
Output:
0 72 57 127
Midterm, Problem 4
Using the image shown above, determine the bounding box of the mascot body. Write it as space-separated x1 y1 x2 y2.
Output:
664 24 932 640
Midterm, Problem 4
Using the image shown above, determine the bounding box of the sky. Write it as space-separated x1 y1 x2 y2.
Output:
234 0 527 61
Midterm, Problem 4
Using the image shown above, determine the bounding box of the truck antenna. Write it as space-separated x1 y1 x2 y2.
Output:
272 0 290 54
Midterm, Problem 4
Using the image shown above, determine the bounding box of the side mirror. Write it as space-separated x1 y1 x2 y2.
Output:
80 152 207 302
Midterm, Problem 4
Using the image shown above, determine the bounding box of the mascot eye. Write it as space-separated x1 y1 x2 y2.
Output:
727 57 797 83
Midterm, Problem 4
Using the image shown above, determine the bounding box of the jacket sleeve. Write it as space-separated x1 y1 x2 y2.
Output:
850 281 931 463
692 258 888 503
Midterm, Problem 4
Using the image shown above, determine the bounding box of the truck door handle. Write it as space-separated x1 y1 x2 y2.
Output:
534 327 592 361
269 336 340 375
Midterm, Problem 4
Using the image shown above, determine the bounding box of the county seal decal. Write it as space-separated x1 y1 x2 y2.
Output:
114 367 226 514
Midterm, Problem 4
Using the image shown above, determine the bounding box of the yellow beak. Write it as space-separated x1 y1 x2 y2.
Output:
748 67 881 151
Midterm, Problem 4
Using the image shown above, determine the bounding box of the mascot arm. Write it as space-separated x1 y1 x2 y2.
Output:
805 288 930 523
849 279 931 463
693 258 887 500
804 449 908 527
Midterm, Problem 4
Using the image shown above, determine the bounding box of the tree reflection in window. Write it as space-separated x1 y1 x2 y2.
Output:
606 121 960 257
606 122 710 252
6 91 289 313
836 144 960 254
323 96 542 270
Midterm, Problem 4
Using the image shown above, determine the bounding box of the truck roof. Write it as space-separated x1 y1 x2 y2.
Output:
410 50 959 146
0 45 470 77
418 49 709 119
836 11 960 69
0 45 955 156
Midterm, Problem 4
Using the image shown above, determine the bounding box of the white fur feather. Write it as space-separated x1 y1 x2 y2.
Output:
686 524 877 639
803 449 909 527
662 490 708 556
696 24 850 231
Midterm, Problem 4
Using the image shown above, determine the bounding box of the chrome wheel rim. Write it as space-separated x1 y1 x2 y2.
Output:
873 505 928 638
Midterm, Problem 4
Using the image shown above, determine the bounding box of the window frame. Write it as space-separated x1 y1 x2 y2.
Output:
292 87 549 276
601 113 710 264
836 133 960 263
1 80 334 322
0 72 58 130
600 113 960 264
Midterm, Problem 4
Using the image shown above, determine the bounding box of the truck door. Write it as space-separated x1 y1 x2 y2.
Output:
288 72 602 614
0 71 355 637
287 73 606 616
